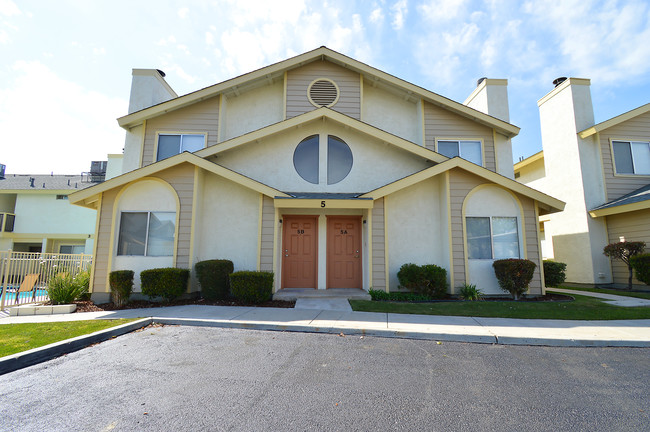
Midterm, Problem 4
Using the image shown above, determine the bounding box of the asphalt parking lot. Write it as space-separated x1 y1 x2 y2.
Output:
1 325 648 431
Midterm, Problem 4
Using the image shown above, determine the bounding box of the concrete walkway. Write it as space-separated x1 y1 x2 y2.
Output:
547 287 650 307
1 303 649 348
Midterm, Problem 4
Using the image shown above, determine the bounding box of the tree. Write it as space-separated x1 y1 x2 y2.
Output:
603 241 646 290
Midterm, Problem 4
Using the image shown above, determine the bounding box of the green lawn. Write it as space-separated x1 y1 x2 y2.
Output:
550 286 650 300
349 294 650 320
0 319 138 358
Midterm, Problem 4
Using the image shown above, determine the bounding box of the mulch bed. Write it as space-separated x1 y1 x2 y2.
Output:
73 297 295 313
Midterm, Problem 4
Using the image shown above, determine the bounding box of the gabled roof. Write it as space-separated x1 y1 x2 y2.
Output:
195 107 447 163
513 150 544 171
589 183 650 217
361 157 565 215
579 103 650 138
69 153 289 208
117 47 520 137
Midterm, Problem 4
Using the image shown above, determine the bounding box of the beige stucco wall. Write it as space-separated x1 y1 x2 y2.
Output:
606 209 650 287
13 194 96 235
196 172 260 272
385 177 447 291
221 81 284 142
214 118 432 194
362 83 422 145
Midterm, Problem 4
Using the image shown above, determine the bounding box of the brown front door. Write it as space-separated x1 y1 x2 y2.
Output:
282 215 318 289
327 216 362 289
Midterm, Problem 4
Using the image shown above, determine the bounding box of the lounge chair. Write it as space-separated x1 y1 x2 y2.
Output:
15 273 40 303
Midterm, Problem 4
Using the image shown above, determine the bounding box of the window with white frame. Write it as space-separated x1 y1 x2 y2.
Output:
156 134 205 161
59 245 85 254
117 212 175 256
437 140 482 165
612 140 650 175
466 216 519 260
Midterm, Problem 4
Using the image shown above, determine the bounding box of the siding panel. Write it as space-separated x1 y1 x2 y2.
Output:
142 97 220 166
424 102 496 172
606 209 650 286
371 198 386 291
92 189 118 294
260 196 275 272
286 60 360 120
600 111 650 201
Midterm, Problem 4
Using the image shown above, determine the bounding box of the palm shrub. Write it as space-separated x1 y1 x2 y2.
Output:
603 241 646 289
195 259 234 300
543 260 567 287
492 259 537 300
230 271 274 304
47 272 89 305
630 253 650 285
109 270 134 306
397 263 448 299
140 268 190 302
459 283 483 301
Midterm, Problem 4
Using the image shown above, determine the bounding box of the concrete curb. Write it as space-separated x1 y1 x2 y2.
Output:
0 318 152 375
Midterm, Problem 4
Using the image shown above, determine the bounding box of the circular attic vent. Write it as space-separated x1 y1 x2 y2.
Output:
308 78 339 107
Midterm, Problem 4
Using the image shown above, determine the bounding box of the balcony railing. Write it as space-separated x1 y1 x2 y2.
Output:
0 213 15 233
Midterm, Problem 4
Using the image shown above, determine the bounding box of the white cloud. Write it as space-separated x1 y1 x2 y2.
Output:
93 47 106 56
418 0 468 22
157 35 176 46
391 0 407 30
163 64 197 85
205 31 214 45
369 7 384 24
0 61 126 174
178 7 189 19
0 28 7 44
0 0 21 16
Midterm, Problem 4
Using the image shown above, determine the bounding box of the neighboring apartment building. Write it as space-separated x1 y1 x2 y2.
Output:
70 47 564 303
0 163 103 255
514 78 649 287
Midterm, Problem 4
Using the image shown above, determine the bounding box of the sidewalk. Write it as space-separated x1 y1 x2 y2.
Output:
2 303 649 348
547 287 650 307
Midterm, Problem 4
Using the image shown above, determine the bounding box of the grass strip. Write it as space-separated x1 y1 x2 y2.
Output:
0 319 138 358
552 286 650 300
349 294 650 320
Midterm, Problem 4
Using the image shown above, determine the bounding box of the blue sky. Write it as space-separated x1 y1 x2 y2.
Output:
2 0 649 174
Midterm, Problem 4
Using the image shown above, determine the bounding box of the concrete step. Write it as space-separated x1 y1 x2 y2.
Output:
273 288 371 301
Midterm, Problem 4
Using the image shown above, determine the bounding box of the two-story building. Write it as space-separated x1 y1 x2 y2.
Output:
0 164 100 255
514 78 649 287
70 47 564 303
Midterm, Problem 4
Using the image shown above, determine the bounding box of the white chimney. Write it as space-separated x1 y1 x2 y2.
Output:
128 69 177 114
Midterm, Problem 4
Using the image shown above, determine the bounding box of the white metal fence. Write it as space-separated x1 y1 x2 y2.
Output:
0 251 93 309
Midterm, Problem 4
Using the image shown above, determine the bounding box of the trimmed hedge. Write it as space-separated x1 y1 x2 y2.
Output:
492 259 537 300
543 260 567 287
230 271 274 304
397 263 448 299
630 253 650 285
195 259 234 300
109 270 134 306
368 289 433 302
140 268 190 302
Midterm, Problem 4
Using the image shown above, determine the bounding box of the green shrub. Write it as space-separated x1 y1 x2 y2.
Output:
630 253 650 285
458 283 483 301
230 271 273 304
397 263 447 298
195 259 234 300
369 289 433 302
47 272 88 305
75 270 92 301
109 270 134 306
603 241 646 289
543 260 567 287
492 259 537 300
140 268 190 302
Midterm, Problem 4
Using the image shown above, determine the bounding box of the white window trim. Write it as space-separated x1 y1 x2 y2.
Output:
435 138 485 167
154 132 208 163
466 216 521 260
610 139 650 177
117 211 175 256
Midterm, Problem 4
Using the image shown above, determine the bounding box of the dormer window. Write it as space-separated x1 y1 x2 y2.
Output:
156 133 205 161
612 140 650 175
437 140 482 166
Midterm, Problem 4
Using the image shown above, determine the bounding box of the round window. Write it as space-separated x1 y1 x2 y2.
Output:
308 78 339 108
293 135 319 184
327 135 353 184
